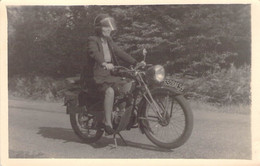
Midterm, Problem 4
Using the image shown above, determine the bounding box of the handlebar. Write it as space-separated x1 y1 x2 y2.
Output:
113 66 134 74
104 62 153 77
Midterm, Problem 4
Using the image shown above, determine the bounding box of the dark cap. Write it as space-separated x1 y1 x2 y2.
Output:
94 14 117 31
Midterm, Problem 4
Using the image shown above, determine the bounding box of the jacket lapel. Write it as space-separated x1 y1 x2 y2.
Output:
107 38 119 65
96 37 104 57
96 36 119 65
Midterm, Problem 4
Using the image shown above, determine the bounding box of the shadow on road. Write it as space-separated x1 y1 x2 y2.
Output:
91 137 172 152
9 105 63 114
37 127 82 143
37 127 172 152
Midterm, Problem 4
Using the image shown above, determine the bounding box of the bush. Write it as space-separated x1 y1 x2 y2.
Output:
9 64 251 105
185 65 251 104
8 75 69 101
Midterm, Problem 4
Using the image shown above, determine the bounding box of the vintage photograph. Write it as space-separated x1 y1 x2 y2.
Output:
6 4 251 159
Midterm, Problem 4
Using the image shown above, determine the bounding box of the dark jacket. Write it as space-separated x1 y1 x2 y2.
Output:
87 36 137 84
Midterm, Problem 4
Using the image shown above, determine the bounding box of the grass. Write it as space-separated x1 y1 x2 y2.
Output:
189 100 250 114
8 65 251 114
173 65 251 105
8 75 70 102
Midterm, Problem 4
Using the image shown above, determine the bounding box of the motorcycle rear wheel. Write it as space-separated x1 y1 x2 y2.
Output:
70 112 104 143
140 90 193 149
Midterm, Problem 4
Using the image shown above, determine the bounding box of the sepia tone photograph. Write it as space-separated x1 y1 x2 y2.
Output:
1 1 259 165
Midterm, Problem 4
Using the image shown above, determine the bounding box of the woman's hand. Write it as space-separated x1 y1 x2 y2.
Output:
102 62 114 70
135 61 146 69
139 61 146 66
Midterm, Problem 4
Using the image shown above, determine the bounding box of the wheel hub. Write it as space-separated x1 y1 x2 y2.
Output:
158 112 170 126
79 114 95 129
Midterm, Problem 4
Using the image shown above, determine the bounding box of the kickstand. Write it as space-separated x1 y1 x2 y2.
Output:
118 132 128 146
113 132 128 148
113 134 118 148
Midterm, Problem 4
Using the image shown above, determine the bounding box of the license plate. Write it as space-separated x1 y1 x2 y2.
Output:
163 79 184 92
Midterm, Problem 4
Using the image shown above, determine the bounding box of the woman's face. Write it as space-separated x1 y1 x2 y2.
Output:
101 26 112 38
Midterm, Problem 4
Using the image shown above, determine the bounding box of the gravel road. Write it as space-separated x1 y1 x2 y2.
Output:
8 98 251 159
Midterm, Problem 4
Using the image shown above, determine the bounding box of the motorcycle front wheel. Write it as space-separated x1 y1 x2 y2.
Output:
140 90 193 149
70 112 104 143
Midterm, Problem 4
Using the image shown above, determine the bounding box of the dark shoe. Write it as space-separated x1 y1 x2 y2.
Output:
104 125 115 135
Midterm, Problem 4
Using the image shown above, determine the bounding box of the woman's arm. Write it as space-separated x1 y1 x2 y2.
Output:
88 36 105 65
109 39 137 65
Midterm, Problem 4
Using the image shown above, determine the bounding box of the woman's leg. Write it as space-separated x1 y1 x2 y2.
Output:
104 87 114 128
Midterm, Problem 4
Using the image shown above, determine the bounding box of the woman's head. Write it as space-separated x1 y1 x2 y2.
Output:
94 14 117 37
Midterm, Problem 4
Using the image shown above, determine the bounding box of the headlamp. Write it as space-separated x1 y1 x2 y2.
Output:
154 65 165 82
146 65 165 83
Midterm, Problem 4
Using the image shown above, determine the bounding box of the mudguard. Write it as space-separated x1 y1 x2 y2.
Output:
152 86 183 95
64 90 85 114
64 89 104 114
137 86 183 134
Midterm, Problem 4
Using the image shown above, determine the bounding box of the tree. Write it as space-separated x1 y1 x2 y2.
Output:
8 5 251 77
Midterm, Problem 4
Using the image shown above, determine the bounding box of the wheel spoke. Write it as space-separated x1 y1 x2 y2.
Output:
144 93 189 144
147 115 160 119
172 114 185 121
169 122 180 139
169 121 184 133
139 117 159 122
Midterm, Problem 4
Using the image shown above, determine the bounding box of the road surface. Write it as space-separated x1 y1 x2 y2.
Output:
8 98 251 159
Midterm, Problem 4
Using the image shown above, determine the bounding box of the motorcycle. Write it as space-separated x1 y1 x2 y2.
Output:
63 49 193 149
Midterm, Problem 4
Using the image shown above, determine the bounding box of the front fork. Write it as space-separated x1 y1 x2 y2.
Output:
142 88 165 121
137 74 166 122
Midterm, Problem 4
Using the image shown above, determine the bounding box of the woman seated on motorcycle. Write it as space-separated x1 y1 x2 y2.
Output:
88 14 143 135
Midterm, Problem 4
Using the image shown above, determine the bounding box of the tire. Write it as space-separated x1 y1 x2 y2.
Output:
70 112 104 143
140 90 193 149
